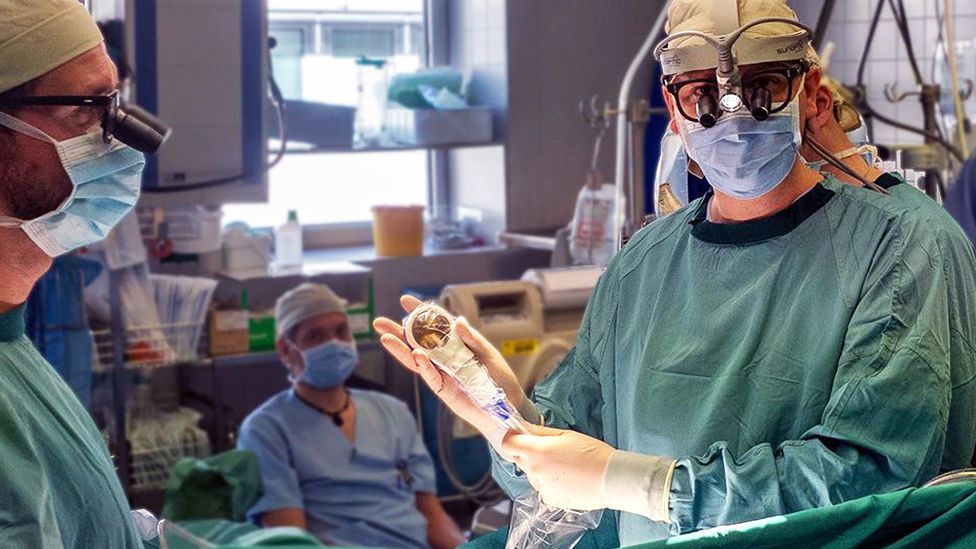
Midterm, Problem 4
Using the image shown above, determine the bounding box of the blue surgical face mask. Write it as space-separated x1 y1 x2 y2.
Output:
677 91 803 200
0 112 145 257
292 339 358 389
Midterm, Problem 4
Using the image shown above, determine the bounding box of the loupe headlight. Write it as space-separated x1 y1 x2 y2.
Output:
103 92 173 154
697 94 719 128
719 93 743 114
0 90 173 154
654 17 813 127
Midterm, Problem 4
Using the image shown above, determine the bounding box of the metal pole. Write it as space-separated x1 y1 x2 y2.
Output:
615 2 670 251
109 268 130 495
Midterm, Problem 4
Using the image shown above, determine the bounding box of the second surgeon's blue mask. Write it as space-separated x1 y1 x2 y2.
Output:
677 92 803 200
293 340 358 389
0 111 145 257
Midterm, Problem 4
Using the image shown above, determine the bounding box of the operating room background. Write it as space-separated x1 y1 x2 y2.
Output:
793 1 976 146
60 0 675 517
60 0 976 522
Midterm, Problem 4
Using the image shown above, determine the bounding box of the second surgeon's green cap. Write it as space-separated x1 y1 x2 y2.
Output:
0 0 104 94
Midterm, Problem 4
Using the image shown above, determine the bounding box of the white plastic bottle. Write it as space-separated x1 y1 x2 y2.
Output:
274 210 303 272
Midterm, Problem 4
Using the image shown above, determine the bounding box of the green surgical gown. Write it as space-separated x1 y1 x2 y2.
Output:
0 305 143 548
491 178 976 545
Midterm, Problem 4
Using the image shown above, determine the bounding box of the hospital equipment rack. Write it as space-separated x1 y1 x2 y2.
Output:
98 269 216 503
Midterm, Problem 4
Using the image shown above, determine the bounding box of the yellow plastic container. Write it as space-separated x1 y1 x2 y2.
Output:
372 205 425 257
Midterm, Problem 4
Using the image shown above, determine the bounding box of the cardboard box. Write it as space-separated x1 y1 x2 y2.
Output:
209 310 250 356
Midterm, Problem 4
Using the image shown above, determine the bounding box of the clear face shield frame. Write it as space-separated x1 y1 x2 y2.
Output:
654 17 814 128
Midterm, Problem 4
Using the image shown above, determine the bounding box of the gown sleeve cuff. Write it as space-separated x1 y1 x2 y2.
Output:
602 450 676 523
516 397 543 425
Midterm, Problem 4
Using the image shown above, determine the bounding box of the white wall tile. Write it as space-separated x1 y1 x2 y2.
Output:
904 0 926 19
955 0 976 17
471 28 489 65
486 0 506 29
872 20 900 60
955 15 976 41
488 27 507 65
470 0 488 29
821 0 976 146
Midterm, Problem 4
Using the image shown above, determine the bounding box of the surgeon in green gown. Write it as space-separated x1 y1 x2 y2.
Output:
374 0 976 546
0 1 149 546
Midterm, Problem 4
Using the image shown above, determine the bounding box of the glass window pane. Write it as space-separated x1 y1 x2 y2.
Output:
223 150 428 228
332 28 397 58
270 28 306 100
240 1 429 233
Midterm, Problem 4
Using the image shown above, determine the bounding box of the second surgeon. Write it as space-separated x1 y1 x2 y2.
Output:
375 0 976 545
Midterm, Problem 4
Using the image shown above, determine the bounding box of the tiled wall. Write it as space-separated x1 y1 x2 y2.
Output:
798 0 976 145
448 0 508 138
446 0 509 241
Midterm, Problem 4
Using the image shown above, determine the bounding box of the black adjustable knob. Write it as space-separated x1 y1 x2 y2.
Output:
750 87 772 121
696 94 719 128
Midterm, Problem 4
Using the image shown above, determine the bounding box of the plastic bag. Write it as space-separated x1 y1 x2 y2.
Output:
402 303 525 432
568 183 623 267
402 303 603 548
507 490 602 549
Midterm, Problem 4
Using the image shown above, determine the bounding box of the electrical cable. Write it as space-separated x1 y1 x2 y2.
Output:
890 0 948 146
805 133 888 194
934 0 947 74
931 0 959 173
853 0 965 163
889 0 924 86
943 0 970 154
857 0 887 88
142 40 288 194
931 0 958 172
854 0 887 140
812 0 838 51
435 403 504 506
861 101 966 162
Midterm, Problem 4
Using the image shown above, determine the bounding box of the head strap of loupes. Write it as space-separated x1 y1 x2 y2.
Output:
654 0 816 120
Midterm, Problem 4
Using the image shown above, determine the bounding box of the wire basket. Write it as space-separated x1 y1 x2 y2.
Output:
126 405 213 492
92 322 210 372
130 433 211 492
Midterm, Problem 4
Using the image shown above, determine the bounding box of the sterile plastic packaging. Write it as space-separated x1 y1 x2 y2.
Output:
403 302 526 432
403 302 602 549
507 490 602 549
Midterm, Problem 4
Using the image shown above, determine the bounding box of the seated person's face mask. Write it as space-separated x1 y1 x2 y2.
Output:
675 86 805 200
0 111 145 257
291 339 359 389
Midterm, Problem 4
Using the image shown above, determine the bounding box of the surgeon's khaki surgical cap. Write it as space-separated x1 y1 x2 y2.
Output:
0 0 104 94
276 283 349 339
664 0 820 67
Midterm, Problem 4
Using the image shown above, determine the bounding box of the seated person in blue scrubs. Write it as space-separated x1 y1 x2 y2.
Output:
238 283 465 549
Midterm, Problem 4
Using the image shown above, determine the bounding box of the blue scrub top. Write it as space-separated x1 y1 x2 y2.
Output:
238 388 437 549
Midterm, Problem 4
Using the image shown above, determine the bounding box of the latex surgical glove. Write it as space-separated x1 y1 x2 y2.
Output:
373 296 540 449
502 425 615 511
